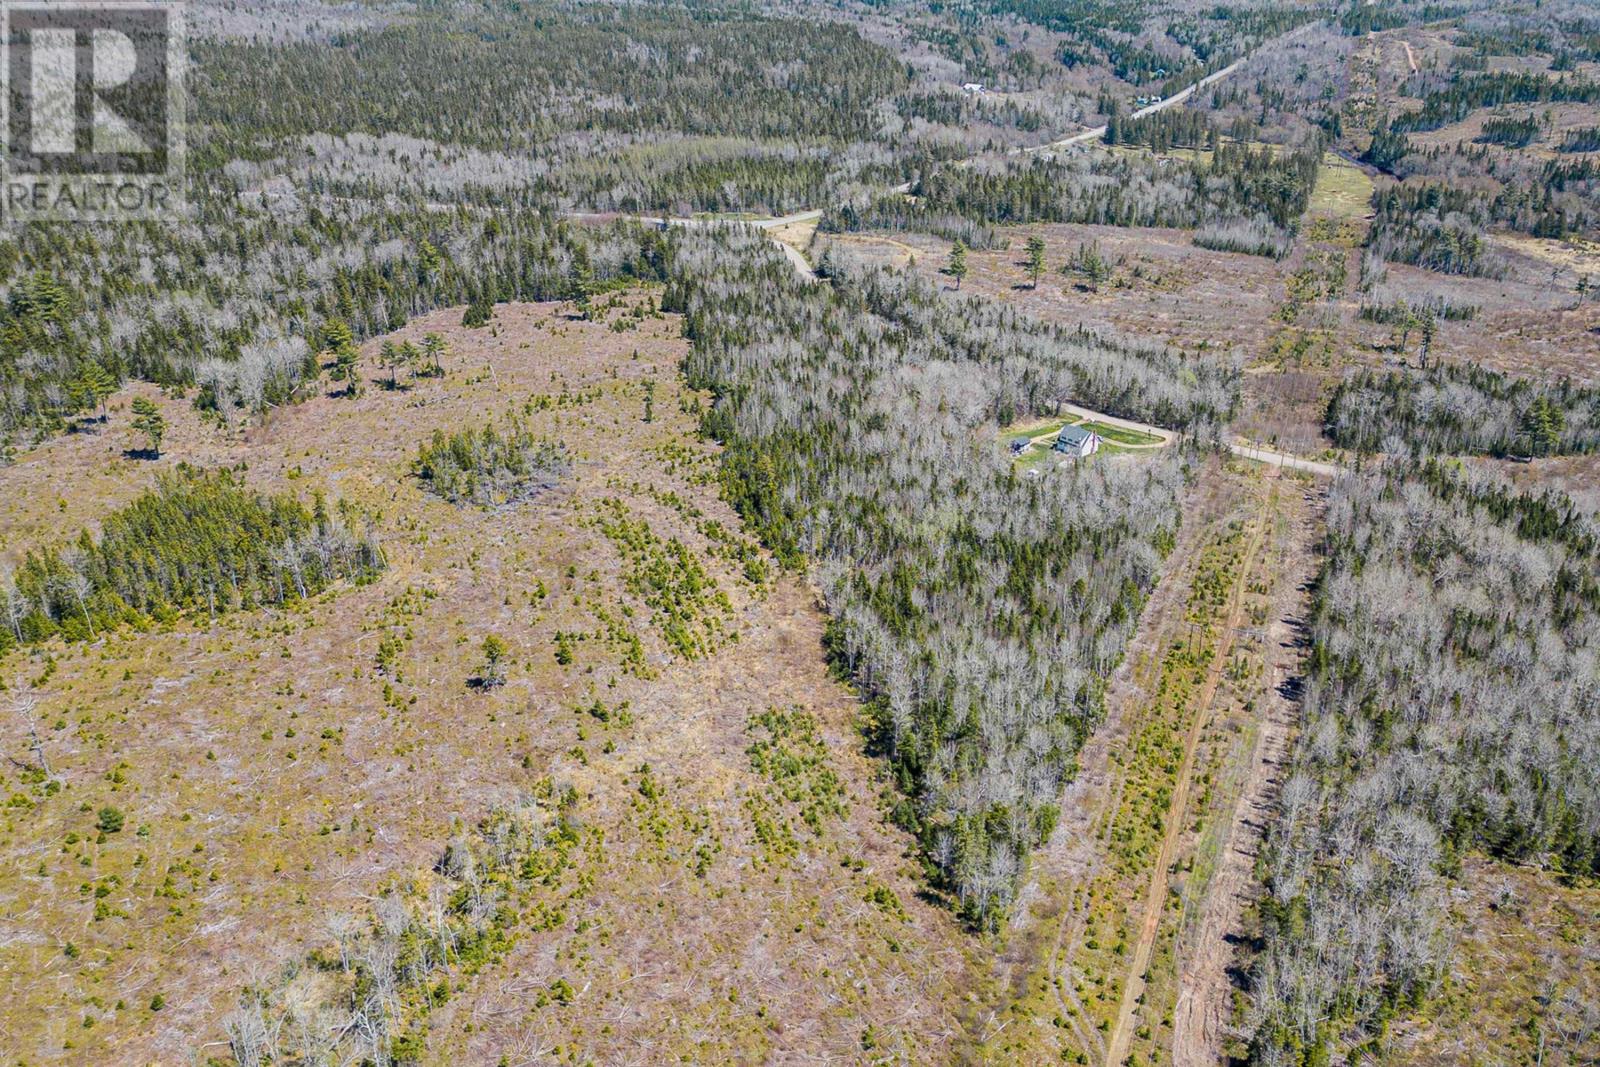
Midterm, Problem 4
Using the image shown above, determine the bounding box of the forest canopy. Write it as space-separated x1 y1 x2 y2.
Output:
1326 364 1600 458
1248 462 1600 1062
671 226 1232 925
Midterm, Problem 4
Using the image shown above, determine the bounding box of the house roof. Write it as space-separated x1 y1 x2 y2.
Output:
1056 425 1097 446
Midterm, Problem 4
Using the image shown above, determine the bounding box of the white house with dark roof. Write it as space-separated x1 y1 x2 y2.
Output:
1053 424 1102 458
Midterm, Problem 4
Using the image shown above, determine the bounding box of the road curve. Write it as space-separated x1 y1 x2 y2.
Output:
1046 407 1346 477
566 23 1322 283
1058 402 1172 443
562 209 821 281
562 21 1356 482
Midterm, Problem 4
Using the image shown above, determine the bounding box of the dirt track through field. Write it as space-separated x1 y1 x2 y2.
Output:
1401 39 1419 73
1102 479 1274 1067
1171 475 1322 1065
970 466 1226 1062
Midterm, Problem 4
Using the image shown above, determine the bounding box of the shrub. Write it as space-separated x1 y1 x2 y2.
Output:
413 418 569 510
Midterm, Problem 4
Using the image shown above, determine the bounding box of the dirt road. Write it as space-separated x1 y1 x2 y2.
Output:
1039 410 1347 476
1170 476 1323 1066
971 464 1245 1065
561 209 821 280
1228 441 1343 478
567 23 1330 292
1102 481 1273 1067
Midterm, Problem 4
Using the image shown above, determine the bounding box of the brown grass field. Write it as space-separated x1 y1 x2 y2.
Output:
0 296 982 1064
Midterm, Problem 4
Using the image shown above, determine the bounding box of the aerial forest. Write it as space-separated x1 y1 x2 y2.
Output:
672 226 1235 923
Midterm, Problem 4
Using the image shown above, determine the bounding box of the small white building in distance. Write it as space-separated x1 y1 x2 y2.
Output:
962 82 985 95
1053 424 1102 458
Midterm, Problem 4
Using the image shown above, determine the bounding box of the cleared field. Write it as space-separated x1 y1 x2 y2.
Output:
768 215 820 254
1002 415 1165 469
0 295 980 1064
1307 151 1374 219
827 223 1293 358
1079 420 1164 446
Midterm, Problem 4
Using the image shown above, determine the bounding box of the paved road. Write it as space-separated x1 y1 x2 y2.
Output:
1020 58 1248 155
751 208 824 230
568 23 1319 279
1019 23 1319 156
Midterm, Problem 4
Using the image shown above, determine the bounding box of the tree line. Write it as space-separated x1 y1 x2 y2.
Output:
823 139 1323 257
1326 363 1600 457
0 201 669 447
1365 183 1499 276
1390 71 1600 135
0 467 385 654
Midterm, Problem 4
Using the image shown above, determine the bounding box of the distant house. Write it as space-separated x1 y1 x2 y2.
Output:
1053 424 1102 458
962 82 986 95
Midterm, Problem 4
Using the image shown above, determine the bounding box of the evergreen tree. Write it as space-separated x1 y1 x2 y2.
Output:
462 295 494 328
571 244 596 321
324 320 362 398
400 340 423 380
380 340 402 389
69 363 116 424
1025 235 1046 289
946 239 969 290
332 346 362 398
418 238 442 276
1521 396 1566 456
130 398 165 458
479 634 509 689
421 333 447 377
1417 309 1437 368
1066 240 1112 291
321 319 355 355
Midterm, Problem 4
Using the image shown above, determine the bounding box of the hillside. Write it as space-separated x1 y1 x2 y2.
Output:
1 0 1598 1063
0 298 985 1062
